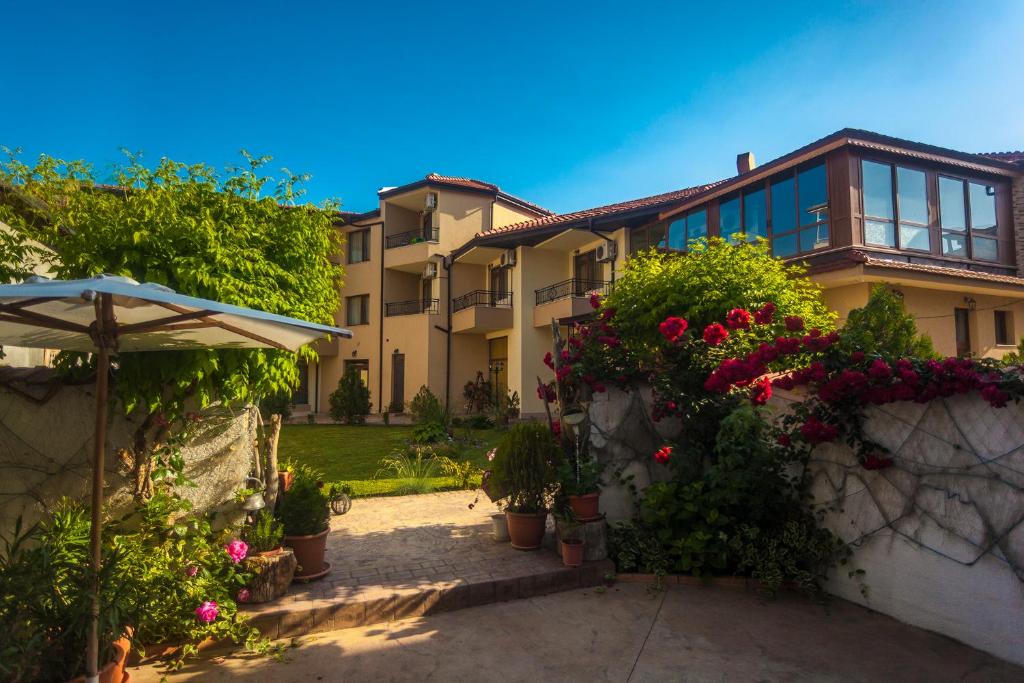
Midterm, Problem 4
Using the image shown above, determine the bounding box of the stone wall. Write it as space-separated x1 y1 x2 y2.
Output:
0 375 258 534
588 385 1024 667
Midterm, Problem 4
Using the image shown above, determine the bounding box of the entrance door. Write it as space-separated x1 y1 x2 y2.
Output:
488 337 509 404
954 308 971 356
390 354 405 412
574 250 598 295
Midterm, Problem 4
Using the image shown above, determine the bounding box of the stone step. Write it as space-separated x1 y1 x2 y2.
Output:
242 559 615 640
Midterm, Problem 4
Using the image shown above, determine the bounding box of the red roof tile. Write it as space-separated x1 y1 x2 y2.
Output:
380 173 553 217
851 251 1024 288
979 151 1024 166
476 179 727 238
424 173 498 192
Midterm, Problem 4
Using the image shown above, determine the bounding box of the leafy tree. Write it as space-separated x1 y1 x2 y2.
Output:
328 365 371 424
0 149 343 493
840 284 936 359
606 239 835 353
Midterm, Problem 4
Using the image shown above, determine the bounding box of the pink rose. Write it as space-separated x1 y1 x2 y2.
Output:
195 601 219 623
237 588 251 603
186 565 199 577
225 539 249 564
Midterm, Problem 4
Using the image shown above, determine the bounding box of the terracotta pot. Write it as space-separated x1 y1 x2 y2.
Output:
278 471 294 492
505 511 547 550
561 538 584 567
285 529 329 579
491 513 510 542
568 492 601 522
67 632 129 683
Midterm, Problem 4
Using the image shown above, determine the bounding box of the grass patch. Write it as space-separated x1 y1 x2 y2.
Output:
277 424 503 498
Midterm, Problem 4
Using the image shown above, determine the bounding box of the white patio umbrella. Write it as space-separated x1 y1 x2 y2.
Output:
0 274 351 682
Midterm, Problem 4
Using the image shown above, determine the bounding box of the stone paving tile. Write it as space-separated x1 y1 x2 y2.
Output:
242 491 612 637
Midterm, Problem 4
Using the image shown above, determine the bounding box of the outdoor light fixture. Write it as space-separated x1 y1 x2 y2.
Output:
964 296 977 311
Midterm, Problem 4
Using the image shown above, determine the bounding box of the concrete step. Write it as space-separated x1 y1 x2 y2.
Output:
242 559 615 640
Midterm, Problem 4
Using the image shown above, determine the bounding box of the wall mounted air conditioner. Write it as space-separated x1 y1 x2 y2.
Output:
423 262 438 279
596 241 618 263
499 249 517 267
424 192 438 211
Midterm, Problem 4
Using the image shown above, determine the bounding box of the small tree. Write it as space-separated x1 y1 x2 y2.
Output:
841 284 936 359
329 366 371 424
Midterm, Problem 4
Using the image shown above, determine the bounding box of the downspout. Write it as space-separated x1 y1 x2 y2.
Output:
588 218 617 287
378 226 385 413
442 255 453 411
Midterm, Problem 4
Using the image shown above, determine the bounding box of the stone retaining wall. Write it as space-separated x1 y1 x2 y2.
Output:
587 385 1024 666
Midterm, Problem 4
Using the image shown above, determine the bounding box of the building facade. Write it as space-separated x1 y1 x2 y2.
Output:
299 130 1024 419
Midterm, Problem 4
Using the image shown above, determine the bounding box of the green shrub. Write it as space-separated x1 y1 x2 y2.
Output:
412 421 449 444
840 284 936 359
277 466 331 536
329 365 372 424
409 385 448 426
375 445 443 495
243 509 284 554
606 239 835 353
489 422 562 513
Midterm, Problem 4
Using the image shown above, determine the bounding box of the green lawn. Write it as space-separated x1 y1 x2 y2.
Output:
277 424 503 497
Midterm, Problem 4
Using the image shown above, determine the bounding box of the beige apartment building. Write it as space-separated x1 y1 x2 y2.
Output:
296 130 1024 419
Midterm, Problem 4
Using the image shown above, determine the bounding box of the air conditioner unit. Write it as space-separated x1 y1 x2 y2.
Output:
596 241 618 263
423 262 438 279
499 249 517 268
424 192 438 211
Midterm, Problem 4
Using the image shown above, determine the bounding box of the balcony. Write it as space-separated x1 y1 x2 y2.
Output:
534 278 611 327
385 228 440 250
452 289 513 334
385 298 439 317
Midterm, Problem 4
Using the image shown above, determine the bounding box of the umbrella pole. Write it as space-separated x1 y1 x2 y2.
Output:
86 295 113 683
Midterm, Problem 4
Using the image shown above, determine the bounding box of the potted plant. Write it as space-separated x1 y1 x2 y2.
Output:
559 457 604 523
241 510 297 602
278 465 332 580
278 462 295 493
553 500 585 567
488 422 560 550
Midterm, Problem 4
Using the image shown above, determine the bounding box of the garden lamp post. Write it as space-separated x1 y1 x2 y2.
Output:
0 274 350 682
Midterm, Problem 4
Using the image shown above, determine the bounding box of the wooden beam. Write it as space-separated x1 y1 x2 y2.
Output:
0 305 91 334
154 302 291 350
117 309 217 334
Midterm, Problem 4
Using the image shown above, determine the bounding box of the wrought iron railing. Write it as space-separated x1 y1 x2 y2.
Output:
384 298 439 317
384 228 440 249
534 279 611 306
452 289 513 313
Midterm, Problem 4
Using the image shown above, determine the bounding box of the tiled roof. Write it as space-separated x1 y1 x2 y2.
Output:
476 179 727 238
381 173 553 217
424 173 498 192
979 151 1024 166
850 251 1024 288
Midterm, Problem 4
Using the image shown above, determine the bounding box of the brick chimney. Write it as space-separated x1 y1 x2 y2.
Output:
736 152 756 175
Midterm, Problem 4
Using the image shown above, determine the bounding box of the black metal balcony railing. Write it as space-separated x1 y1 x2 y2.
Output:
535 279 611 306
452 289 513 313
384 298 439 317
384 228 440 249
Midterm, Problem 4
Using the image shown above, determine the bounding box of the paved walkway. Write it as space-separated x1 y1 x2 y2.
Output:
241 491 609 637
132 583 1024 682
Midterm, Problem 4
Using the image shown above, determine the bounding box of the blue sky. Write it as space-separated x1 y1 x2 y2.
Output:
3 1 1022 214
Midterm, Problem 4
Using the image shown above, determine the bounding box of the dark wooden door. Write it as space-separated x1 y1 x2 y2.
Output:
574 250 598 294
390 354 405 412
954 308 971 356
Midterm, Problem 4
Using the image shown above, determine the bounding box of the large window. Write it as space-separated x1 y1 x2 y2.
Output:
719 189 766 243
771 162 829 257
630 222 667 254
667 208 708 250
347 229 371 264
940 176 999 261
346 294 370 326
862 161 929 251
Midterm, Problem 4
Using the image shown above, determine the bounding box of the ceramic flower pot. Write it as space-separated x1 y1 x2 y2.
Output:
568 492 601 522
505 511 547 550
285 529 330 580
561 538 584 567
67 630 130 683
491 512 510 542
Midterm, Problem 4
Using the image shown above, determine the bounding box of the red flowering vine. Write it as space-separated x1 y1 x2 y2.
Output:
703 323 729 346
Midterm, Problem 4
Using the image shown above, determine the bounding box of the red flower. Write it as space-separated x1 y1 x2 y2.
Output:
753 302 776 325
543 352 554 369
551 420 562 437
597 335 621 347
725 308 751 330
774 337 802 355
850 351 865 363
658 316 689 343
653 445 673 464
981 383 1009 408
703 323 729 346
555 366 572 382
776 433 792 447
862 453 894 470
600 307 616 320
784 316 805 332
868 359 892 380
589 292 603 309
750 378 772 405
800 416 838 444
537 384 556 402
